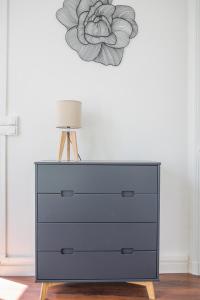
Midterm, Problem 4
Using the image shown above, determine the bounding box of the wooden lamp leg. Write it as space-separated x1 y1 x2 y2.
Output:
67 132 70 160
57 130 80 161
58 131 67 160
128 281 156 300
70 131 79 161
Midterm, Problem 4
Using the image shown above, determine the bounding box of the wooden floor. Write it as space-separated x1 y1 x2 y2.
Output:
1 274 200 300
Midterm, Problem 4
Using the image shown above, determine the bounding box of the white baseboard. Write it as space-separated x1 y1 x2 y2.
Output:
189 260 200 275
0 255 191 277
0 257 34 276
159 256 189 274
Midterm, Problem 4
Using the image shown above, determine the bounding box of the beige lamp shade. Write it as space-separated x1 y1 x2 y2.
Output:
56 100 82 129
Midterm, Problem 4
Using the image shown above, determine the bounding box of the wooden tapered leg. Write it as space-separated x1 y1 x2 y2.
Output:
70 131 79 161
58 131 67 160
67 132 70 161
40 281 155 300
40 282 65 300
146 282 156 300
40 283 49 300
128 281 156 300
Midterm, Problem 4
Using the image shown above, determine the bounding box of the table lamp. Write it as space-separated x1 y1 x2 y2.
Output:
56 100 81 161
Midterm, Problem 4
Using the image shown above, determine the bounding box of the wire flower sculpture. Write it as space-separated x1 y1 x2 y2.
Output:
56 0 138 66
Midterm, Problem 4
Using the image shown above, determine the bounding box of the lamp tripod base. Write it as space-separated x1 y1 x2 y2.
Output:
58 130 79 161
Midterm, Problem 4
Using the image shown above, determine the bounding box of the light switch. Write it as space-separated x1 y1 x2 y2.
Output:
0 116 18 136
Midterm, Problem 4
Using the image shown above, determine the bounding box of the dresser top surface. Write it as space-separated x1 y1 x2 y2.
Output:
35 160 161 166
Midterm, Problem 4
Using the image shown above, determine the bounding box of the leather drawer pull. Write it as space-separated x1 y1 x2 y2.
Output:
61 248 74 254
121 191 135 197
61 190 74 197
121 248 134 254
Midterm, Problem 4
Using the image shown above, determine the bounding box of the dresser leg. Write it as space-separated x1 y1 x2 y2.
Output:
146 282 156 299
40 283 49 300
40 282 65 300
128 281 156 299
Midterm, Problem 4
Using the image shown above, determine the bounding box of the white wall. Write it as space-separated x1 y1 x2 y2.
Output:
1 0 190 274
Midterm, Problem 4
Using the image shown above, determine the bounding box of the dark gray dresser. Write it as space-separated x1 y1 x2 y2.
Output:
35 161 160 283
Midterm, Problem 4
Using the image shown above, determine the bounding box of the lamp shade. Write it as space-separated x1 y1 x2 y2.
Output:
56 100 81 129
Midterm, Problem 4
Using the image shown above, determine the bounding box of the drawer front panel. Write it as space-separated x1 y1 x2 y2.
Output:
37 165 158 194
37 194 158 223
37 223 157 251
37 251 157 280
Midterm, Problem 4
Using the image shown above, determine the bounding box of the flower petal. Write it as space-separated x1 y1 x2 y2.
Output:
85 20 110 37
95 44 124 66
102 0 113 3
130 20 138 39
84 1 102 22
113 5 138 38
56 0 79 29
77 12 88 44
85 33 116 45
66 27 101 61
101 16 112 30
77 0 99 16
96 5 115 20
113 5 135 21
77 0 114 16
111 18 132 48
112 18 132 36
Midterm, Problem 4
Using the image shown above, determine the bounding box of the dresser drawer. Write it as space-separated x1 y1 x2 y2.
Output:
37 165 158 194
37 193 158 223
37 251 157 280
37 223 157 251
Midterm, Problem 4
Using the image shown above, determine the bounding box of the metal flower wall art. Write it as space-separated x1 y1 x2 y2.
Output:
56 0 138 66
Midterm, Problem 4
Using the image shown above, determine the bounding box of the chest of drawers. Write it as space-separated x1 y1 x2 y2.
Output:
35 161 160 284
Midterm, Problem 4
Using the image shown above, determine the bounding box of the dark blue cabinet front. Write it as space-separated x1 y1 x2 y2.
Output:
35 161 160 282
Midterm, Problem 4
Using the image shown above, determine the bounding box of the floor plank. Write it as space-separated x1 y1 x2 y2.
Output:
1 274 200 300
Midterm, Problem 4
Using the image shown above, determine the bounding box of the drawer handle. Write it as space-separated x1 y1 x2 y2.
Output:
60 190 74 197
121 191 135 197
121 248 134 254
61 248 74 254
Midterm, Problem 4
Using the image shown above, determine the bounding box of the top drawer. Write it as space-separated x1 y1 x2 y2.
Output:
37 164 158 194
